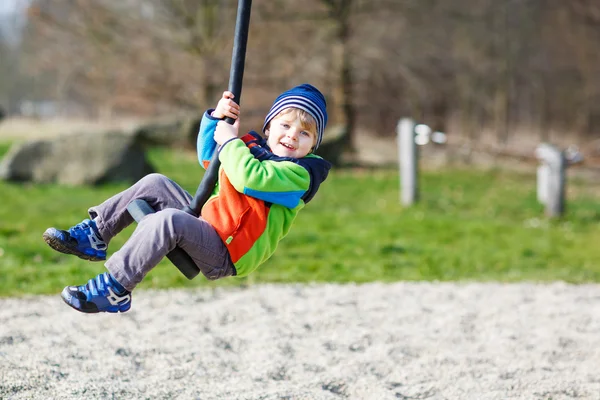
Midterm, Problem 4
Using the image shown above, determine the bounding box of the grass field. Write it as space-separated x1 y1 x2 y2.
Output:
1 142 599 297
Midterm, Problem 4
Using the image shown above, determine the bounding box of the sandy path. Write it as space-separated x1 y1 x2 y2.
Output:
1 282 600 399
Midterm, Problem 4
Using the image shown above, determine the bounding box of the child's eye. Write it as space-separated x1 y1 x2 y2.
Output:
301 131 310 137
281 123 290 129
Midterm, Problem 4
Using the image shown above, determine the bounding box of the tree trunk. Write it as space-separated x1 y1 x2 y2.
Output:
339 21 356 152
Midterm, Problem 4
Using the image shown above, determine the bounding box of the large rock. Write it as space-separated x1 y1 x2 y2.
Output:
0 130 154 185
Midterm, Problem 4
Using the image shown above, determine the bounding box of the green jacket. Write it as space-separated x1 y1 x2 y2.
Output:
197 110 331 276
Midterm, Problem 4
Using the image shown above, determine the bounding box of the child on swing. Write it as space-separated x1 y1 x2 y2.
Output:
43 84 331 314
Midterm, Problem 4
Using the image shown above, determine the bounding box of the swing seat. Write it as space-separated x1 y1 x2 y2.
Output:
127 199 200 280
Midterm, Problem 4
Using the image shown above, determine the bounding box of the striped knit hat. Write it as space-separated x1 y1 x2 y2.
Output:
262 84 328 150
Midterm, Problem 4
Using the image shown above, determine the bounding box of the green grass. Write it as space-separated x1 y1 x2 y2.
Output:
1 144 599 297
0 141 12 157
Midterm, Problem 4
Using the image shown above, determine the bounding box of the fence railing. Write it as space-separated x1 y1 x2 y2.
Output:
397 118 583 218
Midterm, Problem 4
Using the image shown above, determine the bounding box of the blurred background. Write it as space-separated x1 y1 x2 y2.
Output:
0 0 599 296
1 0 599 157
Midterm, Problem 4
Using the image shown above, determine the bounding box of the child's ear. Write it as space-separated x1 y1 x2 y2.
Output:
264 128 270 137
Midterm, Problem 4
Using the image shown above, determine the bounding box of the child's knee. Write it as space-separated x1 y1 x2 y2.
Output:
146 208 189 235
141 173 169 186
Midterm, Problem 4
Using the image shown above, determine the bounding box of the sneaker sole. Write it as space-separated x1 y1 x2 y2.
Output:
43 232 106 262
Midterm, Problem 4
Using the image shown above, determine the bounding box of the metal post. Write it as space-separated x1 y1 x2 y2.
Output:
536 164 549 204
535 143 566 217
397 118 418 206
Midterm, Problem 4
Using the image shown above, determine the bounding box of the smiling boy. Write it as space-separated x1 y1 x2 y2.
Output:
44 83 331 313
200 83 331 278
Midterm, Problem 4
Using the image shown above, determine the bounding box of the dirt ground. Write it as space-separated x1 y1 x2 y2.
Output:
1 282 600 399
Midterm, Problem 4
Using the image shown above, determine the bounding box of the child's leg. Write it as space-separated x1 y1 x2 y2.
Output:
60 185 235 313
89 173 193 245
60 213 233 313
105 208 235 292
44 173 192 262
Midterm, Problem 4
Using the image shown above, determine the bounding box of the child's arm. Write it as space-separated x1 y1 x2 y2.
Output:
219 139 327 208
197 91 240 169
197 111 220 169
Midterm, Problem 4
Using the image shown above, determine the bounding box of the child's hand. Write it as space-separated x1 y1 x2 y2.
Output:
212 91 240 120
214 119 240 145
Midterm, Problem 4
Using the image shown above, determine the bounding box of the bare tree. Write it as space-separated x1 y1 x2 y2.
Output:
24 0 237 118
10 0 600 153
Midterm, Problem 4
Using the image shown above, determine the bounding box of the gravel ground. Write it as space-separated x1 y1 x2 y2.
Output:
1 282 600 400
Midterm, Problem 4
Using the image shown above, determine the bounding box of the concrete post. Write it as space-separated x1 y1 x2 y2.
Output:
536 164 549 204
535 143 566 217
397 118 418 206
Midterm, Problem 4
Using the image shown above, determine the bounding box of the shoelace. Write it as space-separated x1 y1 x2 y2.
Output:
70 221 90 233
85 274 105 297
85 273 124 296
70 221 105 247
85 273 130 308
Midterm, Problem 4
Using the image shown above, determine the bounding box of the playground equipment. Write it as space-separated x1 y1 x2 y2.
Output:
535 143 583 218
127 0 252 279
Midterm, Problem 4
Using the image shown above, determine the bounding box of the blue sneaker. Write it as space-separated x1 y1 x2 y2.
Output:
43 219 107 261
61 272 132 313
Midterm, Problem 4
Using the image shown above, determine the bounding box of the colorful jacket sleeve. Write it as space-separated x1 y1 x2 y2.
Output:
196 109 219 170
218 138 329 209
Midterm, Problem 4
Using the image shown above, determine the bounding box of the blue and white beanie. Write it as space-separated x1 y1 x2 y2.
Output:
262 84 328 150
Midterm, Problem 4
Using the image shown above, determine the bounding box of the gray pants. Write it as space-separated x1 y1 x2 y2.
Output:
88 173 235 291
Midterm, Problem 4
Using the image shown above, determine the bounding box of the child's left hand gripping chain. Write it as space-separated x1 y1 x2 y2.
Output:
212 91 240 120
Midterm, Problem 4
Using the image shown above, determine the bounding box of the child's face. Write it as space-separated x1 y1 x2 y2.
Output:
265 113 316 158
